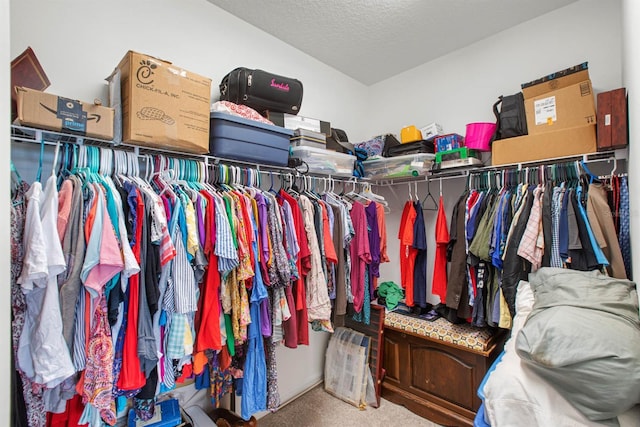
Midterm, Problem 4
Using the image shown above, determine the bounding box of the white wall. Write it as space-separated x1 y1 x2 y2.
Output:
10 0 371 141
1 0 12 424
9 0 370 409
374 0 623 300
367 0 622 139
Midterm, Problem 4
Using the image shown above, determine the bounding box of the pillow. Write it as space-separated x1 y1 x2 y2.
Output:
516 268 640 424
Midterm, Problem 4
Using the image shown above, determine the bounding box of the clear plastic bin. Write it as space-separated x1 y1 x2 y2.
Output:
363 153 435 179
290 146 355 177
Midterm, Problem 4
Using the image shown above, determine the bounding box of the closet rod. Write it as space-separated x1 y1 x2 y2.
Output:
10 125 368 185
372 151 624 188
374 172 467 188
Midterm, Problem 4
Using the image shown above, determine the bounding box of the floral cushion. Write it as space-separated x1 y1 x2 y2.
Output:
384 311 497 352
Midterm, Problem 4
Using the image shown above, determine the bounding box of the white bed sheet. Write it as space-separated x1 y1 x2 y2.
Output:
482 281 640 427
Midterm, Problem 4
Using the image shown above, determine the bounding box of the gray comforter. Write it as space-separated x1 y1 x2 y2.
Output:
516 268 640 425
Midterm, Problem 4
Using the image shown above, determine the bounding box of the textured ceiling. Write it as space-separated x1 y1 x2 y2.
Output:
207 0 579 85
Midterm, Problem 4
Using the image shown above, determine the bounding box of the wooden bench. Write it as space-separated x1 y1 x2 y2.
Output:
382 311 506 427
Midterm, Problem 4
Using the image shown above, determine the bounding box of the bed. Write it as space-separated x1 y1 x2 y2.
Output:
475 269 640 427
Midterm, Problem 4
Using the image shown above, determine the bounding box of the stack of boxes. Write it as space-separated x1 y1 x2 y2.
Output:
267 111 357 176
492 63 597 165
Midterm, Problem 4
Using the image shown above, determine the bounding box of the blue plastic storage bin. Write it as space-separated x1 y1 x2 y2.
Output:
127 398 181 427
209 112 293 166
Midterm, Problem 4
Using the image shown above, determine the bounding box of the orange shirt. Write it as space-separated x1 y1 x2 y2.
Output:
321 201 338 265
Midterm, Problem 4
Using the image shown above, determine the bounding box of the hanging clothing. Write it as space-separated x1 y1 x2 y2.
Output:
349 201 371 313
446 193 468 311
517 186 544 272
399 201 417 306
12 180 48 427
17 176 75 388
501 188 534 317
412 200 428 308
619 177 631 279
432 196 449 302
365 202 380 301
586 183 627 279
300 195 333 330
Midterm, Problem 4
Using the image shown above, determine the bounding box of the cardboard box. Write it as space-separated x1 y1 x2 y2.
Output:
525 80 596 135
521 63 589 99
597 88 628 151
492 124 596 166
109 51 212 154
16 87 115 140
420 122 443 140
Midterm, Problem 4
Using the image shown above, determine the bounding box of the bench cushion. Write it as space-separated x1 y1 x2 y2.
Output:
384 311 497 352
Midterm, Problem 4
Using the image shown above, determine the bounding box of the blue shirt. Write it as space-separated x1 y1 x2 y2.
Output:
576 186 609 266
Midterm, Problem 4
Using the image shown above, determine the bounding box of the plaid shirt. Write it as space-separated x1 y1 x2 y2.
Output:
517 186 544 270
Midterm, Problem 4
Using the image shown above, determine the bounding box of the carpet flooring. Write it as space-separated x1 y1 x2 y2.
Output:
258 384 442 427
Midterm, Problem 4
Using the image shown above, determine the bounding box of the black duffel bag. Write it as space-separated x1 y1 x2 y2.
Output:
219 67 303 115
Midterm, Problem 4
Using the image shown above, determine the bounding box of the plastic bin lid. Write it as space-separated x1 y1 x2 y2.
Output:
210 112 294 136
363 153 435 164
290 145 356 159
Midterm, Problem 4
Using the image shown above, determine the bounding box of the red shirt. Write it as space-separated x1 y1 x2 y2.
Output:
195 191 222 352
399 201 417 306
432 196 450 302
279 190 310 345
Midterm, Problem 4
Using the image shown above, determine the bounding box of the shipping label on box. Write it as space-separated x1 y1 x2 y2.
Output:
16 87 115 140
525 80 595 135
534 96 557 125
110 51 212 154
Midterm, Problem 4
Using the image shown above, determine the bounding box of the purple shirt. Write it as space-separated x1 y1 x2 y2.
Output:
196 194 206 249
254 192 271 287
366 202 381 300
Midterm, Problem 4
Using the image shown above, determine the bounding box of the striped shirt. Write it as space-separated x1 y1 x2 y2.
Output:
550 185 565 268
213 194 239 274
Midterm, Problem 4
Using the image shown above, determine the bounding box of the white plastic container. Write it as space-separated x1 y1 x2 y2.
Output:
363 153 435 179
289 146 355 177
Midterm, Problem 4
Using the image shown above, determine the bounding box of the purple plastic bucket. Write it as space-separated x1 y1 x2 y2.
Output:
465 122 497 152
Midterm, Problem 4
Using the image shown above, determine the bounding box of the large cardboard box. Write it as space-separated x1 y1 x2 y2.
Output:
525 80 596 136
16 87 115 140
110 51 212 154
492 124 596 166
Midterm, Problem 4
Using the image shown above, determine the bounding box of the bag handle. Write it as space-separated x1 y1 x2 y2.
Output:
489 95 503 145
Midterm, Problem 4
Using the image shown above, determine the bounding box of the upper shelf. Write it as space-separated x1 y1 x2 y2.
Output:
10 125 627 186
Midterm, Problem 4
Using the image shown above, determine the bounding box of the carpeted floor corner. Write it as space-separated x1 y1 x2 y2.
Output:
257 384 442 427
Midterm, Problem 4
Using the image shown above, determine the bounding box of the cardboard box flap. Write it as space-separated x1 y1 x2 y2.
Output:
521 62 590 99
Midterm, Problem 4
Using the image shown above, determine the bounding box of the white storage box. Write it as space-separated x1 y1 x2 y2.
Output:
363 153 435 179
290 146 355 177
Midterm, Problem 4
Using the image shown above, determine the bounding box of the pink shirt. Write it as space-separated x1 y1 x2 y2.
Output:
57 179 73 243
349 201 371 313
84 185 124 295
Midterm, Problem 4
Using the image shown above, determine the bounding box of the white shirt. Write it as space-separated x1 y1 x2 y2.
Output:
17 176 76 387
